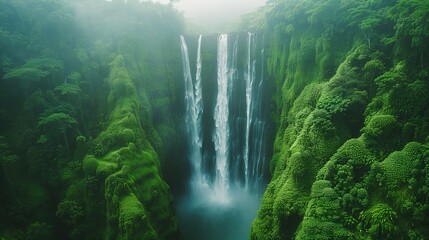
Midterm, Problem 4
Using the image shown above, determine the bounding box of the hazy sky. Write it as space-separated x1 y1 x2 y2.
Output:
156 0 267 30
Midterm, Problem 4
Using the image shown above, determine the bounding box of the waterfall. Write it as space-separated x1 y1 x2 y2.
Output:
180 35 205 190
180 32 271 199
246 33 268 193
213 34 230 201
194 35 204 188
244 32 255 190
179 32 272 240
230 34 240 183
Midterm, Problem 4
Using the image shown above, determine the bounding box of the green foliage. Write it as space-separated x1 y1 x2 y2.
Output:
105 169 161 240
381 142 424 191
1 0 184 239
374 63 406 93
359 203 398 239
317 94 350 115
3 67 48 81
310 109 336 138
362 114 398 139
335 138 374 167
253 0 429 238
38 112 77 131
24 57 63 73
82 155 98 177
296 180 351 240
364 59 385 78
388 80 429 118
25 222 54 240
0 136 18 166
119 195 157 240
55 83 82 96
389 0 429 66
107 55 137 106
3 56 63 83
306 0 338 27
56 200 84 226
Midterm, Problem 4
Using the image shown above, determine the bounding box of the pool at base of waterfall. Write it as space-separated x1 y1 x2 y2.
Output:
176 186 261 240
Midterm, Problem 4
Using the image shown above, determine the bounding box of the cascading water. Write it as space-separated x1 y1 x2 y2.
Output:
213 34 230 201
180 35 205 190
245 33 269 193
244 32 255 190
178 33 272 240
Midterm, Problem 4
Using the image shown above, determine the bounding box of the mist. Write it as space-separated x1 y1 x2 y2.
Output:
172 0 267 31
176 186 261 240
76 0 266 33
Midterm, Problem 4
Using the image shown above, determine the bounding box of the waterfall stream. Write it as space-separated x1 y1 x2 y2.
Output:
180 35 205 190
213 34 230 200
178 33 271 240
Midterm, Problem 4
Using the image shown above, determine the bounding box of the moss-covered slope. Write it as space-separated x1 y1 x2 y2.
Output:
0 1 184 239
251 0 429 239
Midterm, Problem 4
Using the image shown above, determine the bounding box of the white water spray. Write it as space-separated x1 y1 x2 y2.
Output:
180 35 205 190
213 34 230 202
244 32 256 189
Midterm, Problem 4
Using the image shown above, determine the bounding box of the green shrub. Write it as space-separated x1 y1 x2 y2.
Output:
83 155 98 176
381 142 424 190
311 109 336 137
359 203 398 239
119 195 157 240
26 222 54 240
374 63 406 93
296 180 351 239
388 80 429 118
56 200 84 226
362 114 398 140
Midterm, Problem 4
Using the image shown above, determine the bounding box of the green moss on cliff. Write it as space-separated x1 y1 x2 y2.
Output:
86 55 179 239
252 0 429 239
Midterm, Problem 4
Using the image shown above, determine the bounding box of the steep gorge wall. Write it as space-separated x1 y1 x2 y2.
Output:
0 1 185 239
251 0 429 239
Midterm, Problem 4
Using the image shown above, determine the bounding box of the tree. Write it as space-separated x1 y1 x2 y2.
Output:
347 3 382 49
56 200 84 232
3 67 48 82
54 83 81 96
360 16 381 49
390 0 429 68
38 112 77 152
359 203 398 239
0 136 18 166
0 136 19 186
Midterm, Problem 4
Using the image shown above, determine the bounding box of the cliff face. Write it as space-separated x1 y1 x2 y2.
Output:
251 0 429 239
0 1 184 239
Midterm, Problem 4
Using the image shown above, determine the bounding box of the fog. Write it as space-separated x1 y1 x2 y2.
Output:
163 0 267 31
176 185 262 240
101 0 267 32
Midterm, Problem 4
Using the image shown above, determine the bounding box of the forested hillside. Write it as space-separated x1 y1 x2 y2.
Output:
0 0 184 239
250 0 429 239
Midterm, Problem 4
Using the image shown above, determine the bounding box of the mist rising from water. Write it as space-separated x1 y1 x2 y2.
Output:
177 185 261 240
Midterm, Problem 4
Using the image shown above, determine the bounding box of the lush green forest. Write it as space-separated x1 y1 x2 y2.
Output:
250 0 429 239
1 0 429 239
0 0 185 239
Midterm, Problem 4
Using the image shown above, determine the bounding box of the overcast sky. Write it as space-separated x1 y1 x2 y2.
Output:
156 0 267 31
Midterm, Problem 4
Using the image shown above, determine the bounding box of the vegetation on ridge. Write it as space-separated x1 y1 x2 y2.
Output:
0 0 184 239
251 0 429 239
